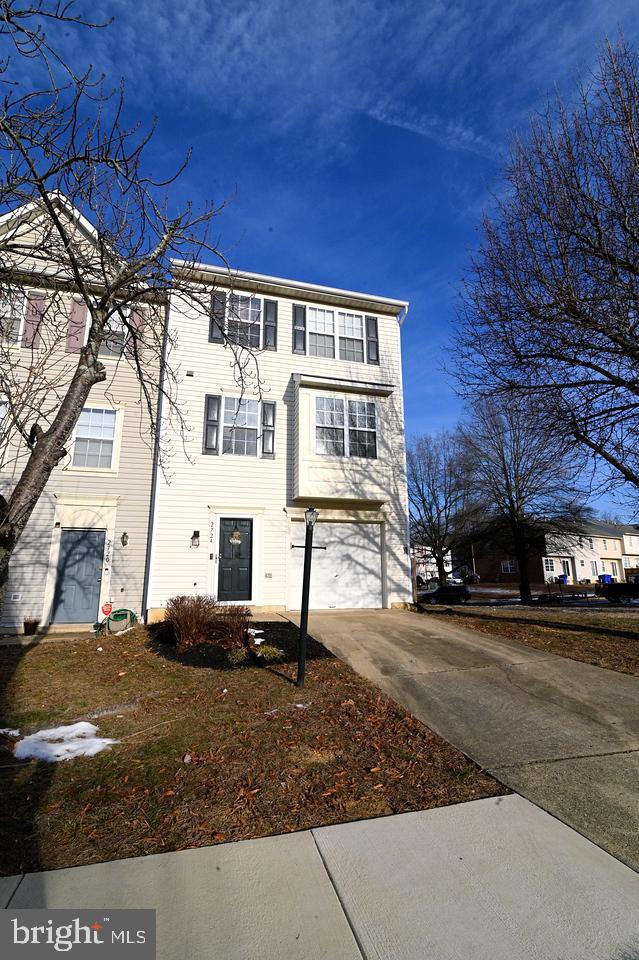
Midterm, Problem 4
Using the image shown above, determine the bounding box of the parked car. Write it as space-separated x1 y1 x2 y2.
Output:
447 575 463 585
420 584 471 605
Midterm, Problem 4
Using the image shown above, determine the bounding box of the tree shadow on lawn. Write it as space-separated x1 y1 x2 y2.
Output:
421 606 639 644
0 642 56 877
147 620 333 686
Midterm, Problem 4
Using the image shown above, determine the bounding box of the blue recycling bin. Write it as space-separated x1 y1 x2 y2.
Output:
558 574 568 585
599 574 612 584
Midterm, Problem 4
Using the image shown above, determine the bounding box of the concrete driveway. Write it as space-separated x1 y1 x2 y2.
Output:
292 609 639 871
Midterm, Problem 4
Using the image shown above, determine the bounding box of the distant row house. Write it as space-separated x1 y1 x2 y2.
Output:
0 198 413 634
472 521 639 586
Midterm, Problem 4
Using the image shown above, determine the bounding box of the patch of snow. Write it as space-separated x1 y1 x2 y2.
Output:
247 628 264 636
253 637 266 646
13 722 118 762
0 727 20 737
97 646 103 652
294 703 309 710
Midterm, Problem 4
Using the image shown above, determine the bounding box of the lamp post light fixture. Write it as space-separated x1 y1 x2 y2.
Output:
190 530 200 549
120 531 129 547
297 506 319 687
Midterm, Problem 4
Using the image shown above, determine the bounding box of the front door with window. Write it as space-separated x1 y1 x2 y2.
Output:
218 519 253 601
52 528 105 623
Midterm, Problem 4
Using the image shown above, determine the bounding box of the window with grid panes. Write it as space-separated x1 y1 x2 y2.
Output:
315 396 345 455
222 397 259 455
308 308 335 358
227 295 261 348
338 312 365 362
72 408 117 468
348 399 377 458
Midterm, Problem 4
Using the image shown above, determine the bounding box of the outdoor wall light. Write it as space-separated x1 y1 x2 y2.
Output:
304 506 319 529
191 530 200 548
229 524 242 545
120 531 129 547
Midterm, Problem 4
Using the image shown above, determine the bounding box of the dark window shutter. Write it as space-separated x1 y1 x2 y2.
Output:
366 316 379 364
125 308 144 359
22 294 45 349
261 401 275 456
263 300 278 351
209 292 225 343
293 304 306 354
66 300 87 352
203 395 221 454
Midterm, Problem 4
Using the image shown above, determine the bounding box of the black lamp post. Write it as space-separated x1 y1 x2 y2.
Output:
297 506 318 687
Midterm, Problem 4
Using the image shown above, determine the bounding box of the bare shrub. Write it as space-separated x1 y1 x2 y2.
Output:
164 595 251 653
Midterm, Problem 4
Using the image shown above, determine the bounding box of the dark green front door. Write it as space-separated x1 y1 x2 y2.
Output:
218 518 253 601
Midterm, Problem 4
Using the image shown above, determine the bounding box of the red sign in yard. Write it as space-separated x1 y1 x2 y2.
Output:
101 602 113 616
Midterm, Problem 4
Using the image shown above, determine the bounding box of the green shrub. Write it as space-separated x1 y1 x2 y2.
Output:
253 644 283 662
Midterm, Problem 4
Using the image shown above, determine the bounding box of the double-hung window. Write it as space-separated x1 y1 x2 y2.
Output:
227 294 261 349
203 395 275 457
0 291 24 344
99 307 129 358
544 558 555 573
348 399 377 458
72 408 117 469
338 312 365 362
308 308 335 358
315 396 377 458
209 292 278 351
315 397 345 455
501 559 517 573
294 304 381 364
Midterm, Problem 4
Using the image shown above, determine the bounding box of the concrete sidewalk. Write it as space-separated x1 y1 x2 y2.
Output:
294 609 639 871
3 796 639 959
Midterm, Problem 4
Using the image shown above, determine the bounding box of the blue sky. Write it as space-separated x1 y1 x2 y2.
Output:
49 1 639 508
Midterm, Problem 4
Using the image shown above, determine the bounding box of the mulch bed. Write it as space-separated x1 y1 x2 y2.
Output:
0 621 505 875
420 606 639 676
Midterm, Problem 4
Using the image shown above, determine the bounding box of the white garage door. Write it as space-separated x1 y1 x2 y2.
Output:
289 522 383 609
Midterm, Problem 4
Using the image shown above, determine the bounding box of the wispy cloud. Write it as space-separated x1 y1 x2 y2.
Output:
367 100 498 159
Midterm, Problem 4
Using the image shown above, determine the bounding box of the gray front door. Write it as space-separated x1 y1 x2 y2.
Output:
52 528 105 623
218 518 252 601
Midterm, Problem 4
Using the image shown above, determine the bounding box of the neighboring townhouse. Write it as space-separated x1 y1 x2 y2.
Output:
0 199 157 633
472 520 634 586
411 544 453 583
146 266 413 615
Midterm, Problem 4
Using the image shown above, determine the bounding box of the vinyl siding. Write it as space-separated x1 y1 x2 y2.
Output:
0 291 156 631
147 285 412 610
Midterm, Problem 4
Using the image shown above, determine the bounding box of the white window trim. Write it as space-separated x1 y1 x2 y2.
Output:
544 557 555 572
0 290 26 347
218 394 274 459
65 404 125 476
500 559 517 573
306 306 367 363
314 394 378 459
219 294 263 349
81 299 130 360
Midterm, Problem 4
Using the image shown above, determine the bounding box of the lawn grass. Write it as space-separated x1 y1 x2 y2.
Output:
420 605 639 676
0 622 504 875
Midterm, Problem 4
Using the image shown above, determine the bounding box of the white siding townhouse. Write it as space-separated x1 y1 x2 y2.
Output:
145 266 413 616
0 198 156 633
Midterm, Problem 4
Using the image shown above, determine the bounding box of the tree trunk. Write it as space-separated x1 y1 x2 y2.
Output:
512 529 533 605
0 351 104 618
436 554 448 586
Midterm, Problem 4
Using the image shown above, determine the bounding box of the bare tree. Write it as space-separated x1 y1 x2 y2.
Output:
0 2 259 611
407 430 476 585
455 36 639 497
459 398 591 603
